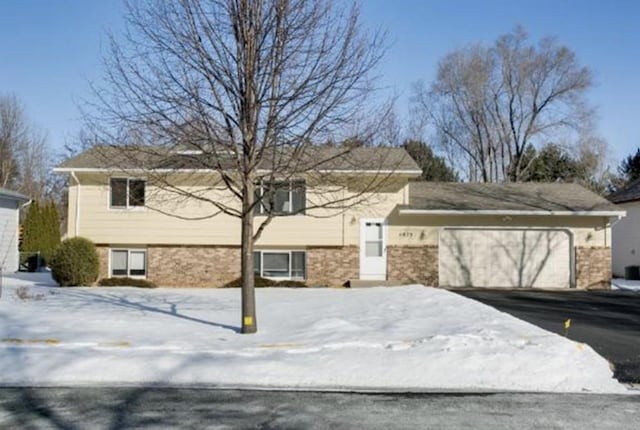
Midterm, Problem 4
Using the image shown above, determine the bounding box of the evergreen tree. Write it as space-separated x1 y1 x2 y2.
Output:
519 144 581 182
20 200 61 266
618 148 640 184
44 201 61 261
21 200 41 256
403 139 458 182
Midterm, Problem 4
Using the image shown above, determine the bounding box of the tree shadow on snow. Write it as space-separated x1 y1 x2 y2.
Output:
60 289 241 333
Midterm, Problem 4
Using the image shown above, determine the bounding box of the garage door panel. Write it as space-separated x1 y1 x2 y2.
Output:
439 229 476 287
439 229 570 288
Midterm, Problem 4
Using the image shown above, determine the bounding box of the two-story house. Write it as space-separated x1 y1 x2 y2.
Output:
55 146 623 289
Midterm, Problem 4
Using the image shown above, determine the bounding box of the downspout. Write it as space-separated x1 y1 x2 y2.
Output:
20 200 33 210
71 171 80 237
605 215 624 248
566 229 576 289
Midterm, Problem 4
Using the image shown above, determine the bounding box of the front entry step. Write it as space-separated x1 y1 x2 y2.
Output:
347 280 405 288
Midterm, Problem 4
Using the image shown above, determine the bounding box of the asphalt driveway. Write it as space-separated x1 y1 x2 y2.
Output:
454 289 640 383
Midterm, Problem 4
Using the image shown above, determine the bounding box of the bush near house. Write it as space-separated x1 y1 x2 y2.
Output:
98 277 157 288
50 237 99 287
222 276 307 288
273 280 308 288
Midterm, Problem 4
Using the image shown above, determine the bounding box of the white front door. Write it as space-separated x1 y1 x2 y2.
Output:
359 218 387 280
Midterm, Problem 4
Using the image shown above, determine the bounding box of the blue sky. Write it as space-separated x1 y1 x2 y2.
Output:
1 0 639 165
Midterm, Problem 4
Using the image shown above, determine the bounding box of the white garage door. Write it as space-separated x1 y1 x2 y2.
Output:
439 228 571 288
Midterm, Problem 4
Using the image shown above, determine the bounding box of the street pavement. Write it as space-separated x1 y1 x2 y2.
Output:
0 387 638 429
455 289 640 383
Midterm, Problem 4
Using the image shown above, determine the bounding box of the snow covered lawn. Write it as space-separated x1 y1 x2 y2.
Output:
0 273 628 393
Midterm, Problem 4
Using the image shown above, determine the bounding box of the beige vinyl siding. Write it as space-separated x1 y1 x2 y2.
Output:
386 214 610 248
66 184 78 237
612 201 640 277
70 173 409 246
67 172 610 250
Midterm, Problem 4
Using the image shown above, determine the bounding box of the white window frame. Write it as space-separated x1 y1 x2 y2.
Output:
109 177 146 210
255 180 305 215
109 248 148 278
254 250 306 280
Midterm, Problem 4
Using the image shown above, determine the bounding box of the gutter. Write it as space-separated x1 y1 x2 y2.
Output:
398 209 627 218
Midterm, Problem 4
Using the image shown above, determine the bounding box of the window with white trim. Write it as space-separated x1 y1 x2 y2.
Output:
111 249 147 277
255 180 305 215
254 250 306 279
110 178 145 208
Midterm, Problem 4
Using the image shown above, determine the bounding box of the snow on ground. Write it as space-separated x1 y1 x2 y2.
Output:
0 273 628 393
611 278 640 292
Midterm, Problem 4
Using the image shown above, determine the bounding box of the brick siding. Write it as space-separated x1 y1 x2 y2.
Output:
576 246 611 290
96 244 610 290
97 244 359 287
306 246 359 287
96 246 109 281
147 245 241 287
387 245 439 286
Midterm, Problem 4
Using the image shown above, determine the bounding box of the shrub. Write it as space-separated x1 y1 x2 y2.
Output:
50 237 100 287
222 276 277 288
98 277 157 288
222 276 307 288
274 280 307 288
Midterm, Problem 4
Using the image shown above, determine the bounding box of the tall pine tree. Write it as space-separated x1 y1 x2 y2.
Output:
20 200 61 267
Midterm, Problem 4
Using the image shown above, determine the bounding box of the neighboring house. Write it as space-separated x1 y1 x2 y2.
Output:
0 188 29 273
55 147 623 289
608 178 640 277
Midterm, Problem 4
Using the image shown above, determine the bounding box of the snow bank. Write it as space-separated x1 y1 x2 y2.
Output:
612 278 640 292
0 273 628 393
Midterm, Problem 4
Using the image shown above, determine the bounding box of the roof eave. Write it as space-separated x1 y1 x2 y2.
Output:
0 193 30 203
53 167 423 175
608 197 640 205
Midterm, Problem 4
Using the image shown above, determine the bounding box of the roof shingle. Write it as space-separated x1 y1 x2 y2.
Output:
56 145 421 173
402 182 620 213
607 178 640 204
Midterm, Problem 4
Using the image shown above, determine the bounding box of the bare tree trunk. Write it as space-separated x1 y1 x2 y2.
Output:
241 180 257 334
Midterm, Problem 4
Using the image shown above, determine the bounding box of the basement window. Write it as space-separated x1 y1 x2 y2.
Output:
253 250 306 279
111 249 147 277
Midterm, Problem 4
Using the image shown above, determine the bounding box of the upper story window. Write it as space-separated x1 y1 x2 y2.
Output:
110 178 145 209
255 179 305 215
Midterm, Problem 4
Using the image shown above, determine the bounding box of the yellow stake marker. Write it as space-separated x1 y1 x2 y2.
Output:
563 318 571 337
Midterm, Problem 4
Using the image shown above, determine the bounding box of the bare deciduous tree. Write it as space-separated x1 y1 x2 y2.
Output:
412 27 594 182
0 94 51 201
0 95 25 189
83 0 394 333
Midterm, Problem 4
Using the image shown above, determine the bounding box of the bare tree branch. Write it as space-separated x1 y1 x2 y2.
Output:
80 0 395 333
412 27 594 182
